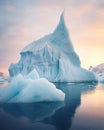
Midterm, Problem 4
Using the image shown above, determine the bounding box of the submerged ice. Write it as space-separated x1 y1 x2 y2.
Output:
9 12 96 82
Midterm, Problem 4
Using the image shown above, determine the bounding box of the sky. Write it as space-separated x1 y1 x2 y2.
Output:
0 0 104 74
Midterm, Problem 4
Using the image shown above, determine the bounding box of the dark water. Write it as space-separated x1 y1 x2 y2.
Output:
0 82 104 130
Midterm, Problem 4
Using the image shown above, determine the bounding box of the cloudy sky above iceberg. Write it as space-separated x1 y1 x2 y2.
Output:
0 0 104 74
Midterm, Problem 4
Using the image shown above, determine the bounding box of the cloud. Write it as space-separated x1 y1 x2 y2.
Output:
0 0 15 11
4 4 15 11
94 1 104 15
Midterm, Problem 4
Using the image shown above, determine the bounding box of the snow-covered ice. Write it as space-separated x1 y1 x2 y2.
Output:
0 72 65 103
9 12 97 82
25 68 39 80
89 63 104 82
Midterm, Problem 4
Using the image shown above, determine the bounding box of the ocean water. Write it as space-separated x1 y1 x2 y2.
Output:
0 82 104 130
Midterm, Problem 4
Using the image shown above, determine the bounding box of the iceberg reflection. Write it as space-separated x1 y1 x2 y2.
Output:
0 82 97 130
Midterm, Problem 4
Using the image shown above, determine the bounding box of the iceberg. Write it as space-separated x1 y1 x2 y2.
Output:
89 63 104 82
9 12 96 82
0 77 6 84
0 72 8 84
0 73 65 103
25 68 39 80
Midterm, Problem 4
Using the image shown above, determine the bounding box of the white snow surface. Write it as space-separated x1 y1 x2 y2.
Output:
0 73 65 103
9 12 96 82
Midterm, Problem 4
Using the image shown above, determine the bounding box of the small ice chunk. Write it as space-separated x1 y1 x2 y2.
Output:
0 75 65 103
25 68 39 80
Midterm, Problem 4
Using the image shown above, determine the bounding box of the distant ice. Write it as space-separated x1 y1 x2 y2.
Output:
0 75 8 84
0 77 6 84
89 63 104 83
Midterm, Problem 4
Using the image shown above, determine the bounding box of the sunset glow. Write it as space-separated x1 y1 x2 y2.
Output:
0 0 104 74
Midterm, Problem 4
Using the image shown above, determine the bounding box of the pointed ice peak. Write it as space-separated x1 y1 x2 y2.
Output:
60 11 65 24
52 11 69 36
22 11 74 54
57 11 66 27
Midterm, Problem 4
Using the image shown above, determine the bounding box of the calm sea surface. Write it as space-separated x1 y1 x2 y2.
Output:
0 82 104 130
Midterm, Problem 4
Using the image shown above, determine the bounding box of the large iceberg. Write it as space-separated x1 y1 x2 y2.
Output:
9 12 96 82
0 70 65 103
